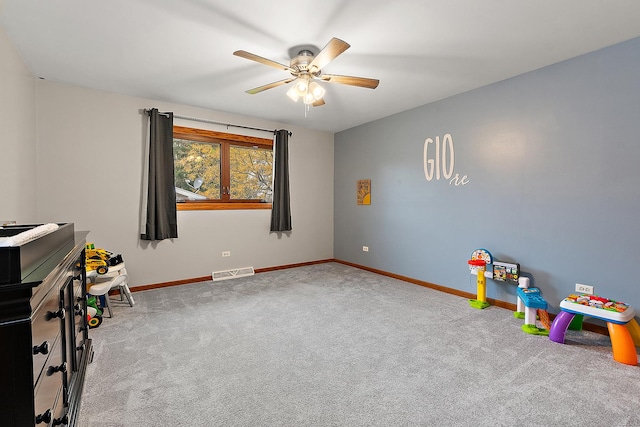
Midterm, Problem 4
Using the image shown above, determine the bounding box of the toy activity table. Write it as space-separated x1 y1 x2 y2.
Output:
549 293 640 366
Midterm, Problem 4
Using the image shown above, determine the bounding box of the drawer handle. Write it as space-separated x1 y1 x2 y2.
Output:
35 409 52 424
33 341 50 355
47 362 67 376
53 414 69 426
46 308 66 320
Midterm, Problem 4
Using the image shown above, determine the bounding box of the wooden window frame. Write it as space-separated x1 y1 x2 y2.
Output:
173 125 273 211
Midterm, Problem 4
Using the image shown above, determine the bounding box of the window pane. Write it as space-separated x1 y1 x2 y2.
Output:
229 145 273 201
173 138 221 201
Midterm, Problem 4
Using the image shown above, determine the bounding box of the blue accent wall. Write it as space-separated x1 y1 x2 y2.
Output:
335 37 640 313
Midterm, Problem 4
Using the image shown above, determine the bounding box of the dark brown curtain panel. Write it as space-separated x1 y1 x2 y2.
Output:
270 129 292 232
141 108 178 240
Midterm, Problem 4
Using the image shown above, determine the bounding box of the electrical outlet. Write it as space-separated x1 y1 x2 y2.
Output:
222 251 231 257
575 283 594 294
362 246 369 252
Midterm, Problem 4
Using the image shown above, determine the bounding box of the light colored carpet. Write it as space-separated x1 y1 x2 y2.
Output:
77 262 640 427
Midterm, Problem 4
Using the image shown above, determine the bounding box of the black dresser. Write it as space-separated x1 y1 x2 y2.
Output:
0 223 93 427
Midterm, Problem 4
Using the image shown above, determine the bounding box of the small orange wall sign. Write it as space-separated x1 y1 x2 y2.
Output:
357 179 371 205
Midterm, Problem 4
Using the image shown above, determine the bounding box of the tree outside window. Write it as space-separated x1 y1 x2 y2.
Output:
173 126 273 210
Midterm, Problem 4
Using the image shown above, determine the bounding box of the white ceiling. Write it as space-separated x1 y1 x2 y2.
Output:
2 0 640 133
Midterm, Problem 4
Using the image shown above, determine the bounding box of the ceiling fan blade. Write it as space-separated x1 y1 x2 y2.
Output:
312 98 326 107
308 38 350 72
234 50 294 72
246 78 295 94
319 74 379 89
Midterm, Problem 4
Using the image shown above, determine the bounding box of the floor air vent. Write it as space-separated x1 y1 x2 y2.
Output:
212 267 255 281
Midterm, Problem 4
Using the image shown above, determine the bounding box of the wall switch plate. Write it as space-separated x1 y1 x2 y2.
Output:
222 251 231 257
575 283 594 294
362 246 369 252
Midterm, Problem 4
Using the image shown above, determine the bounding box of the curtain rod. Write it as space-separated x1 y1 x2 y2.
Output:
143 109 292 137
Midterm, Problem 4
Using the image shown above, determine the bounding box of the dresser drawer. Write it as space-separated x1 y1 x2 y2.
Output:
50 386 68 427
33 384 67 426
34 337 66 425
32 288 64 385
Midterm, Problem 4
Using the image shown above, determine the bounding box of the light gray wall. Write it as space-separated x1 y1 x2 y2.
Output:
34 81 334 287
0 26 37 223
335 37 640 313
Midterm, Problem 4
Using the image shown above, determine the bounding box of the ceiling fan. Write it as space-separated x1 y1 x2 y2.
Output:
233 37 379 107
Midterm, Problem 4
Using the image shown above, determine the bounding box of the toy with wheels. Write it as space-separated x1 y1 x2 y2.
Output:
85 243 124 276
87 258 109 275
86 296 103 328
86 245 111 275
87 308 103 328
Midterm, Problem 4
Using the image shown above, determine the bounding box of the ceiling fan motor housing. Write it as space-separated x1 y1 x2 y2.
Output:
290 50 317 75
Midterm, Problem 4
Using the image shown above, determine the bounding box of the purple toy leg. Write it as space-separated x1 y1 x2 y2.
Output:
549 310 576 343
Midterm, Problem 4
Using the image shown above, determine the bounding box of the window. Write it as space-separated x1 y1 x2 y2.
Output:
173 126 273 210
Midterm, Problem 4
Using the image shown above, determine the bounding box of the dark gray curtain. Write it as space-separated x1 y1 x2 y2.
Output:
270 129 292 232
141 108 178 240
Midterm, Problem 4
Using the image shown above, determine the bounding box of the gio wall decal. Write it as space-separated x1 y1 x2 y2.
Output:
423 133 469 186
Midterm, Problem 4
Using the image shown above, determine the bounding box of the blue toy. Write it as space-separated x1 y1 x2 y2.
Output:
516 286 550 335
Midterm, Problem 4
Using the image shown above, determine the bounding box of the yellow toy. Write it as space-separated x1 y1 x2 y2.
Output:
468 248 492 309
468 259 490 309
85 243 120 275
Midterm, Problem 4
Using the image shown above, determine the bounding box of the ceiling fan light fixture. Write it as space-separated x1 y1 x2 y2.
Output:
303 91 316 105
309 81 325 100
289 75 325 105
294 76 309 95
286 85 300 102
